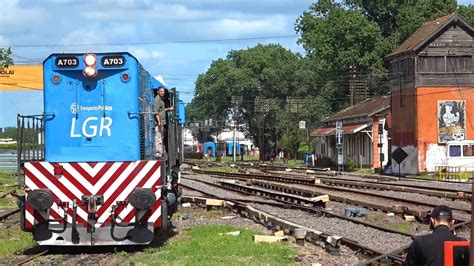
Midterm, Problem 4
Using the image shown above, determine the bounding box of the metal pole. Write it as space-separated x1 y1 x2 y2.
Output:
259 116 264 162
470 177 474 266
233 122 236 162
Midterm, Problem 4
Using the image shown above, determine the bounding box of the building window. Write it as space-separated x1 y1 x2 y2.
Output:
390 61 399 75
418 56 445 72
447 56 472 73
463 145 474 157
400 58 414 75
449 145 461 157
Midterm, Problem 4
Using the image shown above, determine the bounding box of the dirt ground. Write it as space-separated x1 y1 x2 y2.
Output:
0 203 362 265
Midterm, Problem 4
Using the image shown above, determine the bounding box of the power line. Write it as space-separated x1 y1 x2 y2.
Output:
3 35 299 48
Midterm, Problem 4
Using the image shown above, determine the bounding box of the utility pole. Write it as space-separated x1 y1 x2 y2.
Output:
378 119 384 174
231 96 242 162
286 96 304 160
255 96 269 162
336 121 344 174
349 65 355 106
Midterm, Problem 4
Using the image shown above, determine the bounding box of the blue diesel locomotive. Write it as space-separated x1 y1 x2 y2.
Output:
20 52 184 246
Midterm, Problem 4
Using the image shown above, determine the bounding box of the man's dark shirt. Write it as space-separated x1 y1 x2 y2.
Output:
405 225 469 266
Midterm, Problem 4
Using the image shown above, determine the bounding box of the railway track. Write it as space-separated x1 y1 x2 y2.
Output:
245 163 474 186
0 207 20 221
192 169 471 219
182 176 415 237
196 167 472 200
182 164 472 265
180 180 409 265
15 249 49 265
260 168 472 196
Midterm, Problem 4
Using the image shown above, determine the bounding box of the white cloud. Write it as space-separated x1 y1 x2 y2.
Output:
151 51 165 59
205 15 288 38
0 35 11 46
0 0 45 34
60 26 110 46
127 47 165 61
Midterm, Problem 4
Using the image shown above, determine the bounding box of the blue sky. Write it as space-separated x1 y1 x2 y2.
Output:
0 0 472 127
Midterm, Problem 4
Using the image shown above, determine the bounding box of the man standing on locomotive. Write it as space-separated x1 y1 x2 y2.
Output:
154 86 166 158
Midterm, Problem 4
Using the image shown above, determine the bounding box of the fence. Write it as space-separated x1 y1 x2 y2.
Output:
17 114 45 177
434 166 473 181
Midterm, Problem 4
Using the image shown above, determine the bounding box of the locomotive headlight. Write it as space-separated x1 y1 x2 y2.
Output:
83 53 97 78
27 189 54 211
84 66 97 77
84 54 97 66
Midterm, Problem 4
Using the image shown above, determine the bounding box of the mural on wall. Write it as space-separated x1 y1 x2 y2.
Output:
438 100 466 143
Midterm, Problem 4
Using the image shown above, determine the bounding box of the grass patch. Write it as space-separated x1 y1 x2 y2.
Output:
0 144 17 150
385 223 413 234
356 168 375 175
190 155 260 164
364 214 414 234
173 209 226 221
128 224 296 265
203 166 239 173
0 229 36 257
0 171 17 186
0 197 17 208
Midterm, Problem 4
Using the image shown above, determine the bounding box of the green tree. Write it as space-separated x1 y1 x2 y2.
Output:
0 48 13 69
186 44 330 155
296 0 463 112
458 5 474 26
345 0 458 43
295 0 391 110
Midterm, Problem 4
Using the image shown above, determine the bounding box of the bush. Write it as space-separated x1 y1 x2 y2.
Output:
346 157 358 171
297 142 311 160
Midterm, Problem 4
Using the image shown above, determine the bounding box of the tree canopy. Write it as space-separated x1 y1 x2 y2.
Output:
0 48 13 69
186 0 473 159
186 44 330 157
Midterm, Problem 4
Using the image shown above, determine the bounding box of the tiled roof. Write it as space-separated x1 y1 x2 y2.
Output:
322 96 390 122
310 122 371 137
386 13 474 59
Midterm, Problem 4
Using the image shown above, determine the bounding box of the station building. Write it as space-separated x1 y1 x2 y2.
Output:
310 96 390 170
386 13 473 174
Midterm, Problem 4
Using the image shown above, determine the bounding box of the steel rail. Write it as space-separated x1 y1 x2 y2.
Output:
0 207 20 221
16 249 49 265
180 182 407 265
182 177 415 237
261 166 472 194
251 179 470 215
193 169 471 215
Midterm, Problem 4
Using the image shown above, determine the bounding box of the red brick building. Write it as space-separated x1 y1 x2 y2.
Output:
386 13 473 174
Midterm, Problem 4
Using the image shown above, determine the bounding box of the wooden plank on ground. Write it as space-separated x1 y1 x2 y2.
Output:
310 195 329 203
273 230 285 237
253 235 288 243
206 199 224 206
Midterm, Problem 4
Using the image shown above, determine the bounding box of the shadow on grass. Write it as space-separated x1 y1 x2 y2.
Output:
19 227 178 256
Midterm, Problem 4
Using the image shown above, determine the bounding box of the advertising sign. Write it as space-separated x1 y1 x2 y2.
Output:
0 65 43 91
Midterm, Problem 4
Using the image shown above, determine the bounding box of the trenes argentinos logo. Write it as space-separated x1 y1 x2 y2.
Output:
70 103 78 114
70 103 113 115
